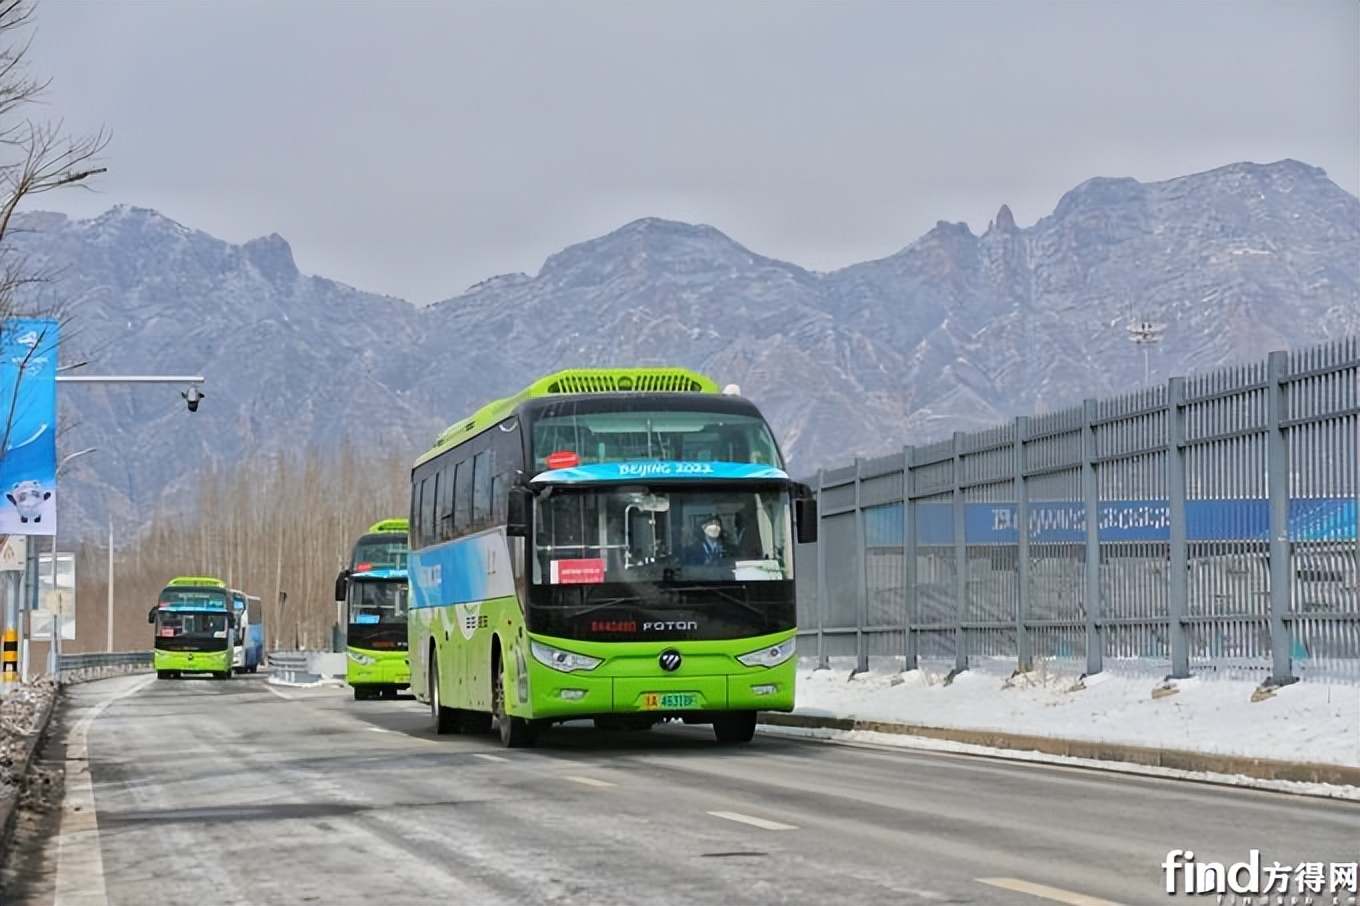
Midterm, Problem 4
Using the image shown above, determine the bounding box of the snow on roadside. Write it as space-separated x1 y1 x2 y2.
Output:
793 658 1360 768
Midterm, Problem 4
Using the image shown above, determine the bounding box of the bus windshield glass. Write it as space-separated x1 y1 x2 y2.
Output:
531 410 781 471
351 536 407 570
155 610 230 638
159 589 227 609
348 580 408 624
531 486 793 586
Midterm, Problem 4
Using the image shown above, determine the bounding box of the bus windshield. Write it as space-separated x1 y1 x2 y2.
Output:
532 410 782 471
531 486 793 586
351 536 407 570
348 579 408 624
159 589 228 609
155 610 231 638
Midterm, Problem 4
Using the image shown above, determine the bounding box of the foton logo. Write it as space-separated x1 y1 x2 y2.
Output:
643 621 698 631
591 621 637 633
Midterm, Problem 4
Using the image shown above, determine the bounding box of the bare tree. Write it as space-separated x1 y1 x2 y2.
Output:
71 448 412 654
0 0 108 317
0 2 107 608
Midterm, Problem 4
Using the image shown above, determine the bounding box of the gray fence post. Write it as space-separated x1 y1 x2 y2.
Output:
1167 376 1190 679
1265 351 1296 686
854 457 869 676
952 432 968 674
1015 416 1032 672
1082 399 1103 676
903 445 918 672
815 468 829 670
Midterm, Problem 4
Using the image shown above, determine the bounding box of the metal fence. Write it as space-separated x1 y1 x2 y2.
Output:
796 338 1359 685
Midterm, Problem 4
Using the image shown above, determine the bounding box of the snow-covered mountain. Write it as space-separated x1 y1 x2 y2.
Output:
10 158 1357 541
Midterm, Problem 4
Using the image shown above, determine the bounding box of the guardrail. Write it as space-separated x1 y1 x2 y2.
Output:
55 651 153 685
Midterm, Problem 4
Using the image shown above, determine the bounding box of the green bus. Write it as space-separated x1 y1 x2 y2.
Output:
148 576 238 680
409 367 817 747
335 518 411 700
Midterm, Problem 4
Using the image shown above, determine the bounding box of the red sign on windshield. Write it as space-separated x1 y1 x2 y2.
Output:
550 558 605 584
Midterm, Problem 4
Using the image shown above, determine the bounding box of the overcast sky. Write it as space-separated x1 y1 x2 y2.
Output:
22 1 1359 307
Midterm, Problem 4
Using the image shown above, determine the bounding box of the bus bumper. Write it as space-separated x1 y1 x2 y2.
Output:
347 649 410 688
154 650 232 675
520 643 796 721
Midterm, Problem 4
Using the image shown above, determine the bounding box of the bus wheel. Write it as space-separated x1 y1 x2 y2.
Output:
712 711 757 744
430 658 461 735
353 687 369 701
492 658 537 748
157 670 169 680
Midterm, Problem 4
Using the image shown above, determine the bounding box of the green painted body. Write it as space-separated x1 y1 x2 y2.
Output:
346 645 411 688
153 647 232 675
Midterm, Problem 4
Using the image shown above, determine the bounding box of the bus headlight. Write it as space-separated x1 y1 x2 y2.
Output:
530 640 603 673
736 638 796 669
348 652 376 666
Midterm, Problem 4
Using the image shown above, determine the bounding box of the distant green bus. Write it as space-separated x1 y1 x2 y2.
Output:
409 367 817 747
335 518 410 700
149 576 238 680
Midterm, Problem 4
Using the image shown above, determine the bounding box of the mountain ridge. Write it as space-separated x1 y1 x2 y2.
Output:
8 158 1356 542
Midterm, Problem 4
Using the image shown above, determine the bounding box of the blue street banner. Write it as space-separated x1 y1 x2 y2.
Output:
886 497 1357 547
0 319 59 536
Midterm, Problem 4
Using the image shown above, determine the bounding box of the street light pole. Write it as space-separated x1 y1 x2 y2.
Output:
45 447 96 675
106 516 114 652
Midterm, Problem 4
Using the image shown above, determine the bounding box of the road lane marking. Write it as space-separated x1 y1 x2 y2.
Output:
473 753 509 762
706 811 797 831
55 673 157 906
565 775 615 787
367 726 390 733
977 877 1125 906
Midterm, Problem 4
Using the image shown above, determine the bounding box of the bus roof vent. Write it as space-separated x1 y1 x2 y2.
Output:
539 367 719 395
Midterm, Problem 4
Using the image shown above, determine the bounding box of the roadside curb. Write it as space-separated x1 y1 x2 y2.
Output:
0 686 57 859
757 711 1360 788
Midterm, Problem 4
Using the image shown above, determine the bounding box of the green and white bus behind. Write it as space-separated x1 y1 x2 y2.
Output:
409 367 817 747
335 518 411 700
149 576 238 680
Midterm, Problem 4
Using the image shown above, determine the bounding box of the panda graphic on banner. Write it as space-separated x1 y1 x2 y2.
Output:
0 319 58 536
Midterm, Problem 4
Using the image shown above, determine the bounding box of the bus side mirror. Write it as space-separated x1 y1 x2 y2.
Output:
334 569 348 603
506 487 530 537
793 484 818 545
147 607 157 624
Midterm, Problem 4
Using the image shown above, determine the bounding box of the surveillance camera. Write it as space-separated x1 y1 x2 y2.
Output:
182 386 205 413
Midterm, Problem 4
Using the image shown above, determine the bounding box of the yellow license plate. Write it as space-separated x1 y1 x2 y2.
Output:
641 692 697 710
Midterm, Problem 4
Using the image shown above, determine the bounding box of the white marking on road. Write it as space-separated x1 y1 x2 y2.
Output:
473 753 509 762
54 674 157 906
706 810 797 831
565 775 615 787
367 726 390 733
977 877 1125 906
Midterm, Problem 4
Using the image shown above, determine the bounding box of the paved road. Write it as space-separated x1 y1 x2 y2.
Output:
4 673 1356 905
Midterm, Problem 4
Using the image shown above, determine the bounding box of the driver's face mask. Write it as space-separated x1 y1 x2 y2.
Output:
703 523 722 540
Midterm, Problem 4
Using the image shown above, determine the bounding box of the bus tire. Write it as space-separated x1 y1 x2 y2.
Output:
712 710 757 744
157 670 169 679
430 656 461 735
492 654 537 748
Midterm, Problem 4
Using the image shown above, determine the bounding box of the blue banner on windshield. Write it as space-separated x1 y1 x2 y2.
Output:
352 568 407 581
532 460 790 484
0 319 58 536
